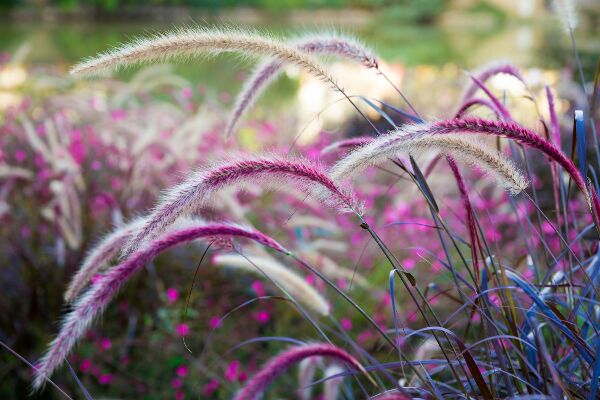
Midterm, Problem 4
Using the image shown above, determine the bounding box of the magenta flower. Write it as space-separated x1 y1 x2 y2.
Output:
225 360 241 382
166 287 179 303
341 317 352 331
209 316 222 329
203 379 220 396
175 365 188 377
98 373 114 385
176 323 190 337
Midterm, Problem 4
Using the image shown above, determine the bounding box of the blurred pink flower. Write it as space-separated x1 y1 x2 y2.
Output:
99 338 112 350
182 86 192 99
251 280 266 296
110 109 126 121
176 323 190 336
225 360 240 382
80 359 92 373
166 287 179 303
14 149 26 162
176 365 188 377
203 379 219 396
253 310 270 324
209 316 222 329
98 373 114 385
341 318 352 331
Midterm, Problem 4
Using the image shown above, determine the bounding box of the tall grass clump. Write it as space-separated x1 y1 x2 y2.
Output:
5 16 598 400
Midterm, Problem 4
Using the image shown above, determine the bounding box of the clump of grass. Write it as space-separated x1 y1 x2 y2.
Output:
19 20 600 400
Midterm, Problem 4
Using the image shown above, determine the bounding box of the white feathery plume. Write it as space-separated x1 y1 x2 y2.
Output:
213 253 331 317
70 26 336 89
328 129 528 195
552 0 579 32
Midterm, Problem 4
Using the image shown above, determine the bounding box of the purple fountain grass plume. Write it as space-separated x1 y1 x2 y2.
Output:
63 216 147 302
468 75 512 121
545 86 561 147
329 133 528 195
446 156 480 279
455 97 502 120
33 222 288 390
393 117 600 225
545 85 562 217
122 154 361 258
462 61 526 100
225 32 378 137
234 343 365 400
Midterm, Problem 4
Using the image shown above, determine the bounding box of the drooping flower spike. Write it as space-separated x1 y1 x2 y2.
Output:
63 216 147 302
213 253 331 316
454 97 502 120
344 118 600 224
70 27 336 89
234 343 366 400
462 61 526 101
226 32 378 137
33 222 288 389
328 133 528 195
123 154 361 257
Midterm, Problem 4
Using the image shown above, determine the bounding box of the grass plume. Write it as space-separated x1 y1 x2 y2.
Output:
214 253 331 316
329 133 528 195
33 222 288 389
226 32 378 137
123 154 361 258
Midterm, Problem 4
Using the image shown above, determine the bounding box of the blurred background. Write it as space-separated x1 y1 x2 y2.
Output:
1 1 599 399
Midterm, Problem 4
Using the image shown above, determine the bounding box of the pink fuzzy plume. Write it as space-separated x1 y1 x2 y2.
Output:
463 61 526 100
33 223 288 390
226 34 378 137
234 343 364 400
545 85 562 217
467 76 512 121
545 85 561 147
404 118 600 225
446 157 480 279
455 97 502 120
122 155 360 258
